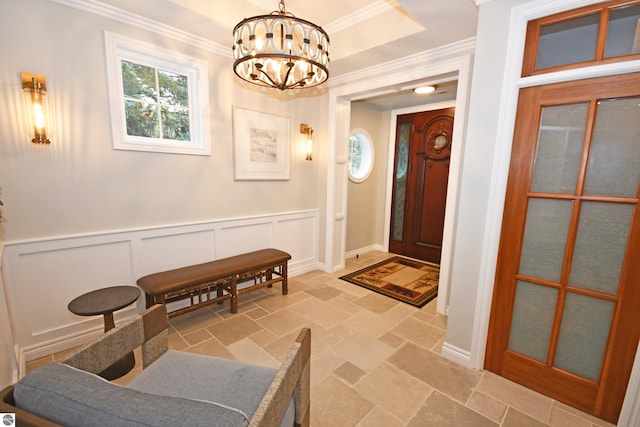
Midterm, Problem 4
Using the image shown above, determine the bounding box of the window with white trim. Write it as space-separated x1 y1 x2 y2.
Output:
105 32 211 155
348 129 374 183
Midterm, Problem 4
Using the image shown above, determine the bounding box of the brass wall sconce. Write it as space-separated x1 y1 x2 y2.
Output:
21 72 51 144
300 123 313 161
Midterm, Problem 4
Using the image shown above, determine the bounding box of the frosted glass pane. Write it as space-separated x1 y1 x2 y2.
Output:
569 202 634 294
519 199 573 282
536 14 599 70
554 293 614 381
531 103 588 194
392 123 410 241
605 4 640 58
508 281 558 362
584 97 640 197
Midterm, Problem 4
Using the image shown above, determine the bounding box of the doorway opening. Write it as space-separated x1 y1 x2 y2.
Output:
325 53 473 317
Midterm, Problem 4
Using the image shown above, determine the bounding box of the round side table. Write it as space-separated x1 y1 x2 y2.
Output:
68 285 140 380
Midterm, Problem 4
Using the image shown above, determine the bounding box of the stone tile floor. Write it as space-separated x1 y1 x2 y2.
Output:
28 251 616 426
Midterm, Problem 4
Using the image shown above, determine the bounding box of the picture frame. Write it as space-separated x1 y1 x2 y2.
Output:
232 107 290 180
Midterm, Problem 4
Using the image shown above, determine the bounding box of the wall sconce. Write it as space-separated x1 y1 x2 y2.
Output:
300 123 313 161
21 72 51 144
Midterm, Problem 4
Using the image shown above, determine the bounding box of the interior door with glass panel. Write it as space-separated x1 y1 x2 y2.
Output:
485 73 640 423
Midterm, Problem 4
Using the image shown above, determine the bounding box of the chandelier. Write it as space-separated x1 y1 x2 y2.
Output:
232 0 330 90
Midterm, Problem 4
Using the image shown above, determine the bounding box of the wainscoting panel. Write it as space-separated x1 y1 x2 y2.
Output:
138 229 216 276
216 220 274 259
1 210 320 362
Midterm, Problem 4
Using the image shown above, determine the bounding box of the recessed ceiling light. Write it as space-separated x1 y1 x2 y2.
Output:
414 86 436 95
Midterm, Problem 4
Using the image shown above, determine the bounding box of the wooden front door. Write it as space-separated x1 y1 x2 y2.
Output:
389 108 454 264
485 73 640 423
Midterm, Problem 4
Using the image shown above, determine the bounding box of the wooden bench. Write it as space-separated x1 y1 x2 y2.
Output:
136 248 291 317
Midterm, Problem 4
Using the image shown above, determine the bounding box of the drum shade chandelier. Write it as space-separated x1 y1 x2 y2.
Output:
232 0 330 90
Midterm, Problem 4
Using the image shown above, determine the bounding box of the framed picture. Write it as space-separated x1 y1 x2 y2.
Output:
232 107 290 180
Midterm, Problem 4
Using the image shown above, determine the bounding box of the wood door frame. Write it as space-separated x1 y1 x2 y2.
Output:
470 1 640 426
325 53 473 319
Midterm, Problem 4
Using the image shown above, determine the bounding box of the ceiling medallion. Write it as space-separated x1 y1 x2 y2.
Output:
232 0 330 90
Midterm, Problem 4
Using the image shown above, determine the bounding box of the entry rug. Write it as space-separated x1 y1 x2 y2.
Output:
340 256 439 308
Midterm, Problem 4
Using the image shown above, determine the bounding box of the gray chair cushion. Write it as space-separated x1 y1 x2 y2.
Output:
14 362 249 426
127 350 289 423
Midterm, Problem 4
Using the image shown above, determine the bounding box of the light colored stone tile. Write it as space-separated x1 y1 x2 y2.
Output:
552 401 616 427
549 405 591 427
358 406 405 427
311 376 374 427
263 330 302 362
255 308 309 337
248 328 279 347
334 361 367 385
391 316 446 349
378 331 406 349
353 292 399 314
244 306 269 320
305 283 343 301
252 291 309 313
310 352 347 388
411 310 437 324
182 328 212 346
287 297 351 329
467 391 507 423
26 355 53 373
227 337 280 368
429 313 448 330
382 302 416 324
332 333 395 371
407 391 498 427
184 337 234 359
206 314 264 345
388 342 481 403
343 309 395 338
475 371 553 423
168 307 222 334
336 280 371 297
502 408 549 427
356 363 432 423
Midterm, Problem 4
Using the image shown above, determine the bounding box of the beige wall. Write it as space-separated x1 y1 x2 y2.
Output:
0 0 327 243
345 102 389 254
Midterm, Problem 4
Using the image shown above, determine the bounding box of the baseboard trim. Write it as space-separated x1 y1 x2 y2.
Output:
345 244 385 259
441 341 474 368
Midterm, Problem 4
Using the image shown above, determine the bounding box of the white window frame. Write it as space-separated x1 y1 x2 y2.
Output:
348 129 374 183
104 31 211 156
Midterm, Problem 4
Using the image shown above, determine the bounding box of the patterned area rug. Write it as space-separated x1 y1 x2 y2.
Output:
340 256 439 308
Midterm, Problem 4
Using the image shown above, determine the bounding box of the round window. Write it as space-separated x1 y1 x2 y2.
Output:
348 130 374 183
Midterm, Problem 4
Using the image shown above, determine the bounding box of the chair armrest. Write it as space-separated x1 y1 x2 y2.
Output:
249 328 311 427
59 304 168 374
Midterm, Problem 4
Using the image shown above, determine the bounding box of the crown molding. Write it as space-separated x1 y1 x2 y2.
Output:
330 37 476 87
48 0 231 58
324 0 394 35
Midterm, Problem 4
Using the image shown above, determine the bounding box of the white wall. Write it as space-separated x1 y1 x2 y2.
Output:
345 103 389 254
0 0 326 243
444 0 531 359
0 0 328 367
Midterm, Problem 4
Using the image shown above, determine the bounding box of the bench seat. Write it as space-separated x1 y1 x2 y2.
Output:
137 248 291 317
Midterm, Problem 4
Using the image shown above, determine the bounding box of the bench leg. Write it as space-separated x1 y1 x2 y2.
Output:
216 284 224 305
282 262 288 295
230 276 238 314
